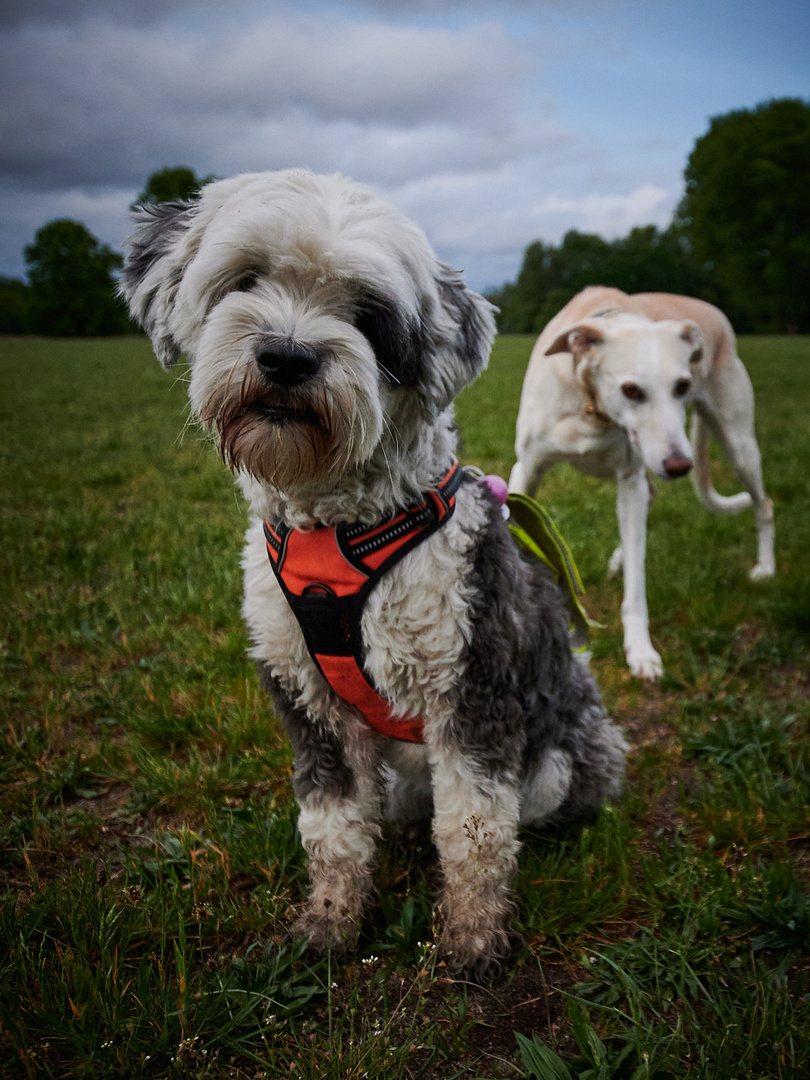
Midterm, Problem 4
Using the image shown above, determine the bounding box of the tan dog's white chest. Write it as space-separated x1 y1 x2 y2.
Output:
548 413 635 477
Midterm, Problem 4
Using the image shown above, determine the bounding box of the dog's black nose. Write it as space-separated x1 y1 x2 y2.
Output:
255 341 321 387
663 451 693 478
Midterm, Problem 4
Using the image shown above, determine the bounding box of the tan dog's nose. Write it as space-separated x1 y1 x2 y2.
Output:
663 451 693 478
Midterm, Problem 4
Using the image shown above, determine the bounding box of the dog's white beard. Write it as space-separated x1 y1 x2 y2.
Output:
188 300 384 493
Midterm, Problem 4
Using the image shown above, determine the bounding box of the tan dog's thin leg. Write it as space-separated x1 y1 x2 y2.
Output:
695 358 775 579
616 467 663 679
724 429 775 579
508 456 547 497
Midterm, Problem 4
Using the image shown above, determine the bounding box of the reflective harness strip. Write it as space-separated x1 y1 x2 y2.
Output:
263 461 462 743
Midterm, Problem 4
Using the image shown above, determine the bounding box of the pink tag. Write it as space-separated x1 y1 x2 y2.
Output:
483 474 508 505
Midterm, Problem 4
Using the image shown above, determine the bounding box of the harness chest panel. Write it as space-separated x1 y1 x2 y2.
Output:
263 461 462 743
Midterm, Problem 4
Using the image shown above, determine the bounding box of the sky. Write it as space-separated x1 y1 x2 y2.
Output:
1 0 808 293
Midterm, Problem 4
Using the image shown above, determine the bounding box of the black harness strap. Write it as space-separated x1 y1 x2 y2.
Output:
263 461 463 741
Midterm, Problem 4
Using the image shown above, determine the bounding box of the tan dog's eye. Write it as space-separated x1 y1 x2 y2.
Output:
674 379 691 398
621 382 646 402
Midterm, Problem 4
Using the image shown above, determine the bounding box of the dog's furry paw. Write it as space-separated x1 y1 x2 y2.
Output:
292 903 361 955
440 926 523 984
626 646 663 680
749 562 775 581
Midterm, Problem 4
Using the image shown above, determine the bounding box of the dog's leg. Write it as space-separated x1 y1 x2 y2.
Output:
508 455 547 497
521 655 628 828
722 427 774 580
616 466 662 679
428 742 522 981
697 361 775 580
294 762 381 953
737 452 775 580
260 669 381 952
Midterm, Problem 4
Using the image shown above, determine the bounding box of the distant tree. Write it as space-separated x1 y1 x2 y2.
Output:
24 219 130 336
551 230 613 294
488 241 555 333
491 224 711 334
132 166 214 207
608 224 712 299
677 98 810 333
0 276 31 333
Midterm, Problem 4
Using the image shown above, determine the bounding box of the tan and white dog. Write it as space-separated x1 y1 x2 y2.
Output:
510 286 775 679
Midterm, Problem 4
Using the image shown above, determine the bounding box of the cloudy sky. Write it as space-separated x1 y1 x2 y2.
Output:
1 0 808 292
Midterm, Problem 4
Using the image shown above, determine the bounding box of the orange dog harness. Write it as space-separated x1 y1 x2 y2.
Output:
264 461 462 743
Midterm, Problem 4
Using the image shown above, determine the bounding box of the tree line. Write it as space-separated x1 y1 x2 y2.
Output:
490 98 810 335
0 167 211 336
2 99 808 337
487 223 713 334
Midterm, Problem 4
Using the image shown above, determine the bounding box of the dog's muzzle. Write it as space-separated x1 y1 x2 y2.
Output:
255 339 322 388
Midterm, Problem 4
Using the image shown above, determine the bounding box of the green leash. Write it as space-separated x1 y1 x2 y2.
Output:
473 470 598 645
506 492 596 647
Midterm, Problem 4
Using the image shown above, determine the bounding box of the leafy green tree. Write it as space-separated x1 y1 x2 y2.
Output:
490 225 710 334
608 224 712 299
132 166 214 207
488 241 556 333
551 230 613 294
24 219 130 336
677 98 810 332
0 276 31 333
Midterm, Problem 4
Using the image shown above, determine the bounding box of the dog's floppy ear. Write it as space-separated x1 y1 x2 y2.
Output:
421 263 497 411
680 320 704 365
435 264 497 377
119 199 199 370
544 323 604 359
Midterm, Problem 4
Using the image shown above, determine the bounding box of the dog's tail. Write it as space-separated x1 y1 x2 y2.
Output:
689 411 753 515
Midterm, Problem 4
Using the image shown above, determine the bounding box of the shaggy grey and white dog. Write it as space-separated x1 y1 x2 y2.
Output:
120 169 627 980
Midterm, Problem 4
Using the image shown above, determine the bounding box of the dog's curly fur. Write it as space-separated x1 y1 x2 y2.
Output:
120 169 627 981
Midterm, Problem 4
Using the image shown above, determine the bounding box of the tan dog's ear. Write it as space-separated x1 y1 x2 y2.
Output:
680 320 704 364
544 323 604 358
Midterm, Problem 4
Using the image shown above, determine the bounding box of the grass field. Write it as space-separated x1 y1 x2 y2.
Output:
1 333 809 1079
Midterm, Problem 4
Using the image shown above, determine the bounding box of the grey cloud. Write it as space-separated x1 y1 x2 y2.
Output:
0 17 527 190
0 0 683 292
215 113 576 189
391 167 678 289
0 0 259 30
0 0 599 30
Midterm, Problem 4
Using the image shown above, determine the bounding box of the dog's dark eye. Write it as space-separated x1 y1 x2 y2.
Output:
621 382 646 402
352 290 423 389
234 271 259 293
674 378 691 398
